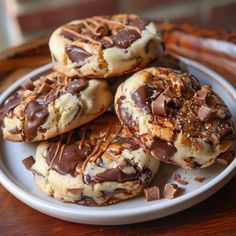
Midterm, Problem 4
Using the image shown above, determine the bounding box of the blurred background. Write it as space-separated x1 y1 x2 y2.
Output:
0 0 236 51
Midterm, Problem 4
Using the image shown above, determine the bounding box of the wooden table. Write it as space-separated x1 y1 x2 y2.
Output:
0 23 235 236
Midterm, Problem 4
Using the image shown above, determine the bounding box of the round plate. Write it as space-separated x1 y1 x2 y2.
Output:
0 57 235 225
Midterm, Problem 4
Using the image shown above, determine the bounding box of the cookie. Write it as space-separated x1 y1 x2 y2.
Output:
0 72 113 142
115 67 235 169
49 14 163 78
31 112 160 206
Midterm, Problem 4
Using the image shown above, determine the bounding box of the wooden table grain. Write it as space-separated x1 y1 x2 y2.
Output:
0 23 235 236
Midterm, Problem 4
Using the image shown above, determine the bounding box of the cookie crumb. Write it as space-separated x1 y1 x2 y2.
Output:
144 186 160 201
194 176 205 183
173 172 189 185
22 155 35 170
163 183 182 199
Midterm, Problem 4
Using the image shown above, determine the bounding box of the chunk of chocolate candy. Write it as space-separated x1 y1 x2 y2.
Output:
67 188 83 195
144 186 160 201
66 79 88 94
66 45 91 66
22 155 35 170
150 139 177 161
163 183 181 199
198 105 216 121
38 83 52 94
112 29 140 49
151 94 167 116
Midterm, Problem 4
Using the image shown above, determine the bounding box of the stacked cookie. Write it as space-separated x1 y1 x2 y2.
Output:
0 14 235 206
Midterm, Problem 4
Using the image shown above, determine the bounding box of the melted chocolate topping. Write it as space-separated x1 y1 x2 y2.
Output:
46 143 90 175
112 136 140 151
24 101 49 141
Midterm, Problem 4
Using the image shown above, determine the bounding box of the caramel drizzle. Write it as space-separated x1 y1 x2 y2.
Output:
49 135 63 168
79 128 86 149
62 15 143 46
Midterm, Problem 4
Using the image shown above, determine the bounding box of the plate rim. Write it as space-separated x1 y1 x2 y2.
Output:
0 57 235 224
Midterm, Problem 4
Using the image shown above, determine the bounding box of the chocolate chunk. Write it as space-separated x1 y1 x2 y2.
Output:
112 136 140 151
172 172 189 185
195 90 209 103
66 45 91 66
163 183 181 199
194 176 205 183
112 29 140 49
24 101 49 141
22 155 35 170
92 168 138 183
75 196 97 206
67 188 83 195
150 139 177 161
66 79 88 94
2 94 21 116
21 80 35 90
216 150 234 166
46 143 90 175
151 94 167 116
131 86 153 113
129 18 148 30
38 83 52 94
144 186 160 201
198 105 216 121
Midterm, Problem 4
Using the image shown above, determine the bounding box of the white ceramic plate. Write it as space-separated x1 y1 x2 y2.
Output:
0 57 235 225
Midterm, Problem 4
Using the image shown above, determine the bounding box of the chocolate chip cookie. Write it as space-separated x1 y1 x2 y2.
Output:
49 14 163 78
31 113 159 206
0 72 113 142
115 67 235 169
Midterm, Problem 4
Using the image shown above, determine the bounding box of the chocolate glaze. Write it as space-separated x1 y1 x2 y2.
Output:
150 139 177 161
24 101 49 141
46 143 90 175
66 45 92 66
111 29 141 49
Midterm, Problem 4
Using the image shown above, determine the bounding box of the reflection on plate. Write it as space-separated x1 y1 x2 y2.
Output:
0 57 235 225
